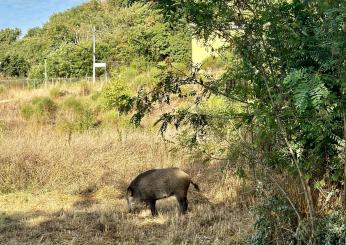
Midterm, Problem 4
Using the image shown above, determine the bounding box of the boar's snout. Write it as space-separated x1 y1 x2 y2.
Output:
126 187 135 213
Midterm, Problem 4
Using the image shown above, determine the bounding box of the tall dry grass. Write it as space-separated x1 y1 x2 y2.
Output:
0 84 254 244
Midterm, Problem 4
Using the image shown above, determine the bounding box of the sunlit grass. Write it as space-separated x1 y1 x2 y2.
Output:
0 84 253 244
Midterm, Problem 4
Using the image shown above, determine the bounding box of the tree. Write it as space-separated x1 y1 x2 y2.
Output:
121 0 345 242
0 28 21 44
0 54 29 77
1 0 191 78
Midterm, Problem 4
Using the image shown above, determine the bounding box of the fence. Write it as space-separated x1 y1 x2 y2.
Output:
0 77 107 89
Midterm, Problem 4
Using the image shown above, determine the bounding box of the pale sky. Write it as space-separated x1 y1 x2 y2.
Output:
0 0 87 34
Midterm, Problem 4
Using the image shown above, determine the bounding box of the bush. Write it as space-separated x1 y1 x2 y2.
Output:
315 211 346 245
245 196 298 245
101 77 132 110
79 80 91 96
201 56 225 71
21 97 58 124
101 62 164 112
49 86 67 98
246 196 346 245
21 104 34 120
58 96 98 132
0 54 29 77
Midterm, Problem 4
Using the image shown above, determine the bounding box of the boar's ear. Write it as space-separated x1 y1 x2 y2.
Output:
127 187 133 196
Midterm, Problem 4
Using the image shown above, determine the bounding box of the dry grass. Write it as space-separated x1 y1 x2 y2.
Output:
0 84 253 244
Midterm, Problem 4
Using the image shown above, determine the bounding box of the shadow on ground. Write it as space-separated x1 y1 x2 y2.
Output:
0 164 253 244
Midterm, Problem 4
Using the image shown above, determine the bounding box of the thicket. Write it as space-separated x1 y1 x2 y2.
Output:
21 97 58 124
0 0 191 78
113 0 345 244
20 90 100 134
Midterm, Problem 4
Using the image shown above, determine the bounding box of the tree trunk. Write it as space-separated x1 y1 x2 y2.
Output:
343 115 346 208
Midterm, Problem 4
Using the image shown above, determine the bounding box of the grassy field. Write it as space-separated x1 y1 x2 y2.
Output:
0 82 253 244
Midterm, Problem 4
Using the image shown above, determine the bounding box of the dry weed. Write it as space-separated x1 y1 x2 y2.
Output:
0 85 253 244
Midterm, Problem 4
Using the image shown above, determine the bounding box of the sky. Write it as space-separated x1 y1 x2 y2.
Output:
0 0 87 34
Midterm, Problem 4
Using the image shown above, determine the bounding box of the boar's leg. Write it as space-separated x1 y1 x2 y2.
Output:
148 199 158 216
176 196 188 214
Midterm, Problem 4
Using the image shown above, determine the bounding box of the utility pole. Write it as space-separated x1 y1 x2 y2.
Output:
44 59 48 87
92 26 107 82
92 26 96 83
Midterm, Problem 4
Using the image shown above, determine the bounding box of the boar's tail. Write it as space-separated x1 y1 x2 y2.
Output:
190 180 200 191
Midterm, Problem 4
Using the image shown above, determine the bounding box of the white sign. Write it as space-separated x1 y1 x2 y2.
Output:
94 63 106 68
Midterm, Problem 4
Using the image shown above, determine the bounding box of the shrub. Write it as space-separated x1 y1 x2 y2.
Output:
58 96 98 132
246 196 346 245
79 80 91 96
101 62 163 112
102 110 131 128
201 56 225 71
245 196 298 245
63 96 84 114
21 97 58 124
21 104 34 120
101 77 132 110
314 211 346 245
49 86 67 98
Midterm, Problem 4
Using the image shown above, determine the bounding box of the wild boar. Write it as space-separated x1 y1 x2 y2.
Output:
126 168 199 216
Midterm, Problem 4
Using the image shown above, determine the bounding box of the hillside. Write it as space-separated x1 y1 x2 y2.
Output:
0 0 191 79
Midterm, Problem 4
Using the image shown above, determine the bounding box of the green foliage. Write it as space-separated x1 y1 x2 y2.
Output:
78 80 91 96
246 197 346 245
129 0 345 181
24 27 42 38
201 56 225 71
45 42 92 78
49 86 66 98
0 54 29 77
0 1 191 79
28 64 45 79
58 96 98 132
21 97 58 124
245 196 297 245
125 1 345 242
314 211 346 245
0 28 21 44
20 105 34 121
100 62 164 111
101 77 132 111
101 110 132 129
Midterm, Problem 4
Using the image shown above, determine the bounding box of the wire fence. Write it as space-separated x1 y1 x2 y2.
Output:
0 77 106 88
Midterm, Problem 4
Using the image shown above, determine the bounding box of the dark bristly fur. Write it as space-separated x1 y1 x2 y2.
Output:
126 168 200 216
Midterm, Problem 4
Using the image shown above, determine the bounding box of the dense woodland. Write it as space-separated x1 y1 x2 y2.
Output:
0 0 345 244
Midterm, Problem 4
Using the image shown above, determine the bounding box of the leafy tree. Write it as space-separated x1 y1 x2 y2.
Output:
0 54 29 77
45 41 93 78
0 28 21 44
1 0 191 79
24 27 43 38
122 0 345 242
